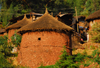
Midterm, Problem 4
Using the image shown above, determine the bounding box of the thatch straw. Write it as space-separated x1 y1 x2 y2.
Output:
0 29 5 34
17 9 74 34
6 14 32 32
86 9 100 21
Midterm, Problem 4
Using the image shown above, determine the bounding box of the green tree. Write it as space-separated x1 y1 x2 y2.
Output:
1 0 100 26
81 0 100 16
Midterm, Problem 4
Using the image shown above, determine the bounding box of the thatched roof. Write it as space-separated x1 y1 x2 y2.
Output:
17 9 74 34
9 12 43 23
86 9 100 21
74 16 85 19
0 29 5 34
6 14 32 32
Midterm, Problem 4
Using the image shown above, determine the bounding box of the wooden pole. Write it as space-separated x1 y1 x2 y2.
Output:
77 23 79 32
75 7 79 32
75 7 78 22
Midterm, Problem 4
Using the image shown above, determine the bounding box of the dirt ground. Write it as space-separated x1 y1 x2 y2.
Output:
72 42 100 55
72 42 100 68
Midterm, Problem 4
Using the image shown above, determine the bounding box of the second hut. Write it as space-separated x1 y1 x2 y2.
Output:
5 14 32 42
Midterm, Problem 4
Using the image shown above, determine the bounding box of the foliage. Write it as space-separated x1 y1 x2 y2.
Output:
0 0 30 26
11 33 22 47
0 1 14 26
0 35 13 57
39 65 57 68
0 35 8 45
0 52 14 68
74 53 86 62
82 0 100 16
55 49 78 68
14 65 30 68
84 63 90 67
0 35 24 68
1 0 100 26
0 35 14 67
92 49 100 64
89 22 100 43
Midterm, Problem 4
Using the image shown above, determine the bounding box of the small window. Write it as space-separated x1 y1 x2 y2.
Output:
38 38 41 40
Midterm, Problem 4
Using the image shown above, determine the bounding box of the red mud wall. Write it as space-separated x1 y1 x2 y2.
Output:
94 19 100 23
8 29 17 42
89 19 100 31
17 31 71 68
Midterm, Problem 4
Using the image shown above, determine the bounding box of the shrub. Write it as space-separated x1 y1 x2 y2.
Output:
0 52 14 68
0 35 8 45
84 63 90 67
0 35 24 68
39 65 57 68
0 35 14 67
0 35 13 57
92 49 100 64
55 48 79 68
74 53 86 62
11 33 22 47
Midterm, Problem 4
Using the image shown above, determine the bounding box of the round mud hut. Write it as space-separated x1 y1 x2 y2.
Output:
17 9 74 68
5 14 32 42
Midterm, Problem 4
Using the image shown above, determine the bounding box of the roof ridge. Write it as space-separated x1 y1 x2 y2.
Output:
23 14 27 19
17 10 74 34
45 8 49 14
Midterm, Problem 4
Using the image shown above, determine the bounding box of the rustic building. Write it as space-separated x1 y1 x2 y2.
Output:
72 16 86 32
5 14 32 42
86 9 100 31
17 9 74 68
78 16 87 41
85 9 100 41
55 12 72 26
72 16 87 42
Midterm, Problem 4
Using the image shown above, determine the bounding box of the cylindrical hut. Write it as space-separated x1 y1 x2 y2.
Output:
5 14 32 42
17 9 74 68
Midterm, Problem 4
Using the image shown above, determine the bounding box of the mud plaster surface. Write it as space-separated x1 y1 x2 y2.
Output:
17 31 71 68
8 29 17 42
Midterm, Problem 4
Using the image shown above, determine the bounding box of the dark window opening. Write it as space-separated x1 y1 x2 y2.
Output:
38 38 41 40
